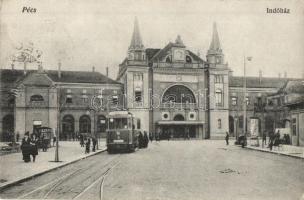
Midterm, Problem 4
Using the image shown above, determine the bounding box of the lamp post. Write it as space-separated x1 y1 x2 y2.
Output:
243 56 252 138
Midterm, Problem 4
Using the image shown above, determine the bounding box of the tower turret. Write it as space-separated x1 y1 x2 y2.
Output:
207 22 224 65
128 17 146 61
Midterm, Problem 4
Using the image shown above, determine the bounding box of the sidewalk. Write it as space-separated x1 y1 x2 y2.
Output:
0 140 106 190
245 139 304 159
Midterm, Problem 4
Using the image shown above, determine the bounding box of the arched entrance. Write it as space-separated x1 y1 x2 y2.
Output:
2 115 14 141
79 115 91 133
62 115 75 140
173 114 185 138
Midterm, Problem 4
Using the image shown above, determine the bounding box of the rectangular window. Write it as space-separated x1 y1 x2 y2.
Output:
215 89 223 106
67 89 72 94
66 97 72 103
82 96 88 103
231 97 237 105
292 118 297 136
135 91 142 103
112 95 118 105
66 94 73 103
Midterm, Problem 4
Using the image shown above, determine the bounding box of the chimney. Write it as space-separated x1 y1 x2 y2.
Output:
106 67 109 77
259 70 262 84
58 61 62 79
284 71 287 78
11 63 14 70
278 73 281 79
23 62 27 75
92 66 95 72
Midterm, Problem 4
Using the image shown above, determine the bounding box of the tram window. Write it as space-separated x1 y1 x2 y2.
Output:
108 118 128 129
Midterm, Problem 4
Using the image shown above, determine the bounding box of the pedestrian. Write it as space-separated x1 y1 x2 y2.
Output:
268 132 274 151
21 132 31 162
92 137 97 152
30 134 38 162
225 132 229 145
80 134 84 147
85 138 91 154
149 132 153 143
41 134 48 152
262 131 267 146
138 132 144 148
16 132 20 143
143 131 149 148
53 135 56 147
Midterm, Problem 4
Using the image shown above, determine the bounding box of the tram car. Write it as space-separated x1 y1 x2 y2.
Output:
106 111 141 153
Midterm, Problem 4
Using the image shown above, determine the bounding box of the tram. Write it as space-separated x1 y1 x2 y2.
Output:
106 111 141 153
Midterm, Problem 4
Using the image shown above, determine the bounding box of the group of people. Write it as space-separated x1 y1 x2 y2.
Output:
20 132 39 163
138 131 149 148
79 134 97 154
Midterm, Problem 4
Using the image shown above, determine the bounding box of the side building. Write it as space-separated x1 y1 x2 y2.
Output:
0 66 122 140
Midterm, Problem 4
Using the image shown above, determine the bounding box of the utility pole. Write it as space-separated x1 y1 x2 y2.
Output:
243 56 252 138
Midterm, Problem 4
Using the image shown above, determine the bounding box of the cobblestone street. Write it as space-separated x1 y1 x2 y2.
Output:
1 140 303 200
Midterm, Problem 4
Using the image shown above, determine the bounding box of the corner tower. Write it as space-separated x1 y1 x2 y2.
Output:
206 22 230 138
117 17 150 132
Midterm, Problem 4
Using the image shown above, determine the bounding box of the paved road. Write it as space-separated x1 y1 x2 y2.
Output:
1 140 303 200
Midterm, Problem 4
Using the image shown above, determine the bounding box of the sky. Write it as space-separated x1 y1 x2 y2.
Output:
0 0 304 79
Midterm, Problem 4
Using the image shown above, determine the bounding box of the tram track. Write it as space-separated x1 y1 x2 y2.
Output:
16 154 121 199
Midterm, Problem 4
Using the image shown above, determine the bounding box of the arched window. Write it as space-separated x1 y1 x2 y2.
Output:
62 115 75 140
162 85 196 104
186 55 192 63
30 95 44 102
215 89 223 106
173 114 185 121
79 115 91 133
218 119 222 129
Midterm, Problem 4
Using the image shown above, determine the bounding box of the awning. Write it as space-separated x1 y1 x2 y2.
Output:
157 121 204 125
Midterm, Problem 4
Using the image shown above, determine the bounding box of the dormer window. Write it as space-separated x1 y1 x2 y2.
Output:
82 89 87 94
166 56 172 63
186 55 192 63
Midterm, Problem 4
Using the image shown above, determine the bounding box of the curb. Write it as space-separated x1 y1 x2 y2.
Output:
0 147 107 191
244 146 304 160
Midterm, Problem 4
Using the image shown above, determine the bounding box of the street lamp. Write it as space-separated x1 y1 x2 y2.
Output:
243 56 252 138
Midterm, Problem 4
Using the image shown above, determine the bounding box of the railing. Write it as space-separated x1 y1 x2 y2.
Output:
154 62 203 68
160 102 198 109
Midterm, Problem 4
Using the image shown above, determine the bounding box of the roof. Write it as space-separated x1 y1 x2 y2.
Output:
277 80 304 94
146 48 161 61
0 69 120 85
229 76 293 88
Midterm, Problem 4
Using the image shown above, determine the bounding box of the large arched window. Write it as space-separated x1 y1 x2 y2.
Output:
79 115 91 133
173 114 185 121
162 85 196 104
30 95 44 102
